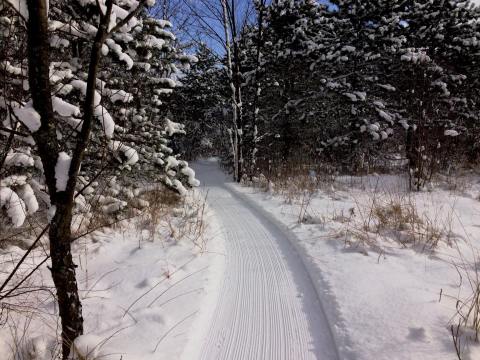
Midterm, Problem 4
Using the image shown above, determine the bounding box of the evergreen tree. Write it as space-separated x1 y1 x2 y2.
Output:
0 1 199 355
169 44 227 160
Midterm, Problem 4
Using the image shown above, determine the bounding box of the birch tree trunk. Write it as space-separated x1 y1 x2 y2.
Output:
221 0 243 181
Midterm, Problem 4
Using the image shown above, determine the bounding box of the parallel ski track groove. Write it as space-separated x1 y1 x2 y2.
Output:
196 161 338 360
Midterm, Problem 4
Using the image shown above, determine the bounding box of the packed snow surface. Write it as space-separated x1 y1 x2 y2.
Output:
192 159 338 360
231 171 480 360
0 190 224 360
3 159 480 359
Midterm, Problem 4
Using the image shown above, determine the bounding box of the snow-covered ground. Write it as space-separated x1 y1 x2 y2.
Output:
0 191 225 360
2 160 480 360
193 159 337 360
230 170 480 360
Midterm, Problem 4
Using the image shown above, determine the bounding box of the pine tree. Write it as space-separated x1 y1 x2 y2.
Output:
225 0 480 184
0 1 199 356
169 44 227 160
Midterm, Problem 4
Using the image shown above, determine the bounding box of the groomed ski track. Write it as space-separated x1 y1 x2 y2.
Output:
193 159 338 360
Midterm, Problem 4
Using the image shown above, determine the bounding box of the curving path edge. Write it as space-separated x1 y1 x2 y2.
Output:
191 160 338 360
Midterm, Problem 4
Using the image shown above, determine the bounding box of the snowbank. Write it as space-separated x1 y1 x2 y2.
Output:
231 174 480 360
0 190 225 360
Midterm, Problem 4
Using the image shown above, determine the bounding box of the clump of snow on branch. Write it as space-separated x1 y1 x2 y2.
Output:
0 187 26 227
13 102 41 132
55 152 71 192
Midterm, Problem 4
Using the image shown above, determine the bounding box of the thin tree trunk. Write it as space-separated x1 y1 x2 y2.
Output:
406 125 416 190
249 1 266 177
233 54 243 182
25 1 83 357
221 0 239 181
229 0 244 182
25 0 117 357
48 202 83 358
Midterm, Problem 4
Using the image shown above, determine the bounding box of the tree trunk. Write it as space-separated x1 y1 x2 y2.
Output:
49 201 84 358
232 44 243 182
25 1 84 358
220 0 240 181
406 126 419 190
25 0 146 357
249 1 266 178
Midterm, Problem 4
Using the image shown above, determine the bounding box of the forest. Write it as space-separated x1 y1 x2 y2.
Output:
1 0 480 359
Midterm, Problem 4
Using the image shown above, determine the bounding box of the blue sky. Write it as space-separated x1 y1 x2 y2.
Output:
180 0 338 56
174 0 480 56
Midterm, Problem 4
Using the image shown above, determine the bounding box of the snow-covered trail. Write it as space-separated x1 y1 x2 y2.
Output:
192 159 338 360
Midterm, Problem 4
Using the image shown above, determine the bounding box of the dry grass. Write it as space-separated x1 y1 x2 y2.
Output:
132 185 209 250
0 182 209 359
246 162 336 202
340 191 456 253
134 184 182 242
448 242 480 359
0 270 61 360
247 164 457 253
251 166 478 357
0 213 46 251
245 163 336 225
166 190 209 250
